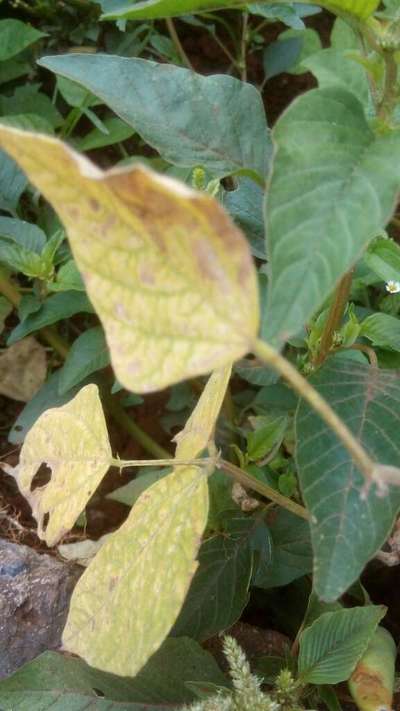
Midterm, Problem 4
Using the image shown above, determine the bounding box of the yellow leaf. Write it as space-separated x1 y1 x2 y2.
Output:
0 126 259 393
62 366 231 677
0 336 46 401
2 384 112 546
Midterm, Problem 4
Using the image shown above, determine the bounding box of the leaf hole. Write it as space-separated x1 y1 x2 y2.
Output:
42 512 50 532
30 463 52 492
92 688 105 697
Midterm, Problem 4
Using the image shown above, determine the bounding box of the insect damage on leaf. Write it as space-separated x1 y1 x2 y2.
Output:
0 125 259 394
62 366 231 677
1 384 112 546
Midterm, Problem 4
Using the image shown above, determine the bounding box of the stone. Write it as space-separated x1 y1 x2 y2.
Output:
0 538 81 679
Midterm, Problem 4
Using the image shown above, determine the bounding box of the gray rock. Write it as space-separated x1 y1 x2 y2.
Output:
0 539 81 679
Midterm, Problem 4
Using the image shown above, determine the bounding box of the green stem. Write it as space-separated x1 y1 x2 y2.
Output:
378 51 399 123
313 270 353 367
165 18 194 71
219 458 310 520
111 456 214 469
239 11 249 81
252 338 376 484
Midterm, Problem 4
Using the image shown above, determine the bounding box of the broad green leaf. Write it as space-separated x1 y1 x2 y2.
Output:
0 57 31 85
254 509 312 588
360 312 400 351
264 88 400 345
0 640 226 707
39 54 271 180
99 0 379 20
172 513 254 641
40 54 271 181
2 384 112 545
0 84 63 129
0 19 46 61
247 414 288 461
0 149 27 213
296 358 400 601
235 359 278 386
58 327 110 394
7 292 93 345
0 112 55 134
63 367 231 676
222 179 266 260
364 237 400 283
0 125 258 392
248 3 321 30
0 336 47 402
298 606 385 684
48 259 85 292
302 48 370 109
263 37 303 81
0 693 168 709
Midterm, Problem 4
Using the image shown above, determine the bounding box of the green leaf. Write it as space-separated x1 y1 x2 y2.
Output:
0 149 27 213
221 179 266 259
0 126 258 392
0 113 55 134
0 19 46 61
296 358 400 601
76 116 135 151
360 312 400 351
263 37 303 80
364 237 400 283
48 259 85 292
0 640 226 707
302 48 370 109
264 88 400 345
39 54 271 179
0 217 46 253
254 509 312 588
172 514 254 641
0 57 31 85
56 75 101 109
58 327 110 394
0 84 63 128
7 292 93 345
248 4 321 30
107 467 170 507
63 367 230 676
99 0 379 20
247 414 288 461
3 384 113 545
298 606 385 685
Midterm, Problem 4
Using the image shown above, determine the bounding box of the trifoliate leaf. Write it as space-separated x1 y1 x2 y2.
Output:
62 366 231 677
0 126 259 393
2 384 112 545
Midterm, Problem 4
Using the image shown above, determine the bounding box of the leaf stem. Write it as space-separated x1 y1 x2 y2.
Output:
219 458 310 520
252 338 377 484
165 18 195 71
313 270 353 367
111 456 215 469
378 51 399 123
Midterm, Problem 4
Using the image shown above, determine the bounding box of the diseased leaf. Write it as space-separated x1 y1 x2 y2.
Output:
62 366 231 676
0 125 258 392
39 54 271 180
0 336 47 402
264 88 400 345
298 606 385 685
58 326 110 394
296 358 400 601
2 384 112 545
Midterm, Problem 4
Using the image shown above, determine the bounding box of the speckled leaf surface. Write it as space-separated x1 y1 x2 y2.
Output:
2 384 112 546
62 367 231 677
0 126 259 393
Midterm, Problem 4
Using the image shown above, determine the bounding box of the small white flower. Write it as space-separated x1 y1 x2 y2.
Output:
385 280 400 294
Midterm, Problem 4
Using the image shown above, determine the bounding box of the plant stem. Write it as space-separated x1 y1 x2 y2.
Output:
239 11 249 81
165 18 194 71
252 338 377 484
219 459 310 520
378 51 399 123
313 270 353 367
0 266 20 307
111 456 214 469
